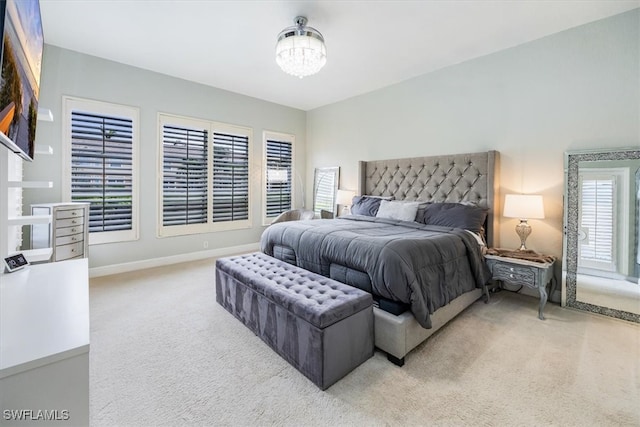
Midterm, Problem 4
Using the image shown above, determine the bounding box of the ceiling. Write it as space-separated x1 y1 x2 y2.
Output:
39 0 639 111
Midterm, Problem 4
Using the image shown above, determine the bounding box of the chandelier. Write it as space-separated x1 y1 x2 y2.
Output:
275 16 326 78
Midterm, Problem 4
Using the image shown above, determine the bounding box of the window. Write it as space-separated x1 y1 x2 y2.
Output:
158 114 252 237
263 132 294 224
578 168 630 274
213 132 250 222
161 123 208 226
63 97 139 245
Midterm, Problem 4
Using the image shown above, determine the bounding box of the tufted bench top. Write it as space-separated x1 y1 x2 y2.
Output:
216 252 372 329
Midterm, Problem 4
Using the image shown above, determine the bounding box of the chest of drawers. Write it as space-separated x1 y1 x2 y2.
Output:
31 203 89 262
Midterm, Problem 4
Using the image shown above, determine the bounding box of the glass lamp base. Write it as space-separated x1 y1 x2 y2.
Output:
515 219 532 251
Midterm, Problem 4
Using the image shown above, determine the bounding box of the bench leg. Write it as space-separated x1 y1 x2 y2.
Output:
387 353 405 367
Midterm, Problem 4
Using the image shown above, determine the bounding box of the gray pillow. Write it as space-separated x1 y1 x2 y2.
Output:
350 195 391 216
417 202 488 233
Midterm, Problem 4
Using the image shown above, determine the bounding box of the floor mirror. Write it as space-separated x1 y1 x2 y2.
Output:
313 167 339 217
563 148 640 322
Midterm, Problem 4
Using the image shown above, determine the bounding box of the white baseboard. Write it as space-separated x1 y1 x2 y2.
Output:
89 242 260 278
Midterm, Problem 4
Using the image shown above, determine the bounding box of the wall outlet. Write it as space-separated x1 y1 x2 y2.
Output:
203 241 208 249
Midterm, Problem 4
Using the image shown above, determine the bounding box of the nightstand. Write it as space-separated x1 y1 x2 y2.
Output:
485 254 556 320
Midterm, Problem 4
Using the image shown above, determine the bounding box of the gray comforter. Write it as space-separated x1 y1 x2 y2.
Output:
260 215 490 328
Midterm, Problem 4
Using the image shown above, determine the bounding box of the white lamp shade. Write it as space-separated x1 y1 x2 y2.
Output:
503 194 545 219
336 189 356 206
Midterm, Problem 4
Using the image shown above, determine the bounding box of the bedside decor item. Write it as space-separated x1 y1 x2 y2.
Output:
336 189 356 216
503 194 545 251
485 252 556 320
3 253 29 272
276 16 327 78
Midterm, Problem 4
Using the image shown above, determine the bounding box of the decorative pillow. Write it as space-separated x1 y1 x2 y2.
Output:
350 195 392 217
417 202 488 233
376 200 421 222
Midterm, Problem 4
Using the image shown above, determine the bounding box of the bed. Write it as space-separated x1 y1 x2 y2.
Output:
261 150 500 365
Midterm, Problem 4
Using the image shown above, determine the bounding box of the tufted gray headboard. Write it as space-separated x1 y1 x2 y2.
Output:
358 150 500 247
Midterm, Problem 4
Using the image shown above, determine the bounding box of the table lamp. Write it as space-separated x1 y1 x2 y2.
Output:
336 189 356 216
503 194 545 251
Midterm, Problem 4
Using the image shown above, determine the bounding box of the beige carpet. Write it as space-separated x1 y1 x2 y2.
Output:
89 257 640 426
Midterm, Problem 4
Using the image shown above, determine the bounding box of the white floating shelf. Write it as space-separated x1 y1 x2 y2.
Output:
7 181 53 189
37 108 53 122
22 248 53 263
34 144 53 155
7 215 52 226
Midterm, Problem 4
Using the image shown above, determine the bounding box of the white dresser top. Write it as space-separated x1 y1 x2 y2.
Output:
0 258 89 378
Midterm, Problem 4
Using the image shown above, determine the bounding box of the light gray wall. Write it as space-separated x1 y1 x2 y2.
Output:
22 10 640 270
25 46 306 269
306 9 639 260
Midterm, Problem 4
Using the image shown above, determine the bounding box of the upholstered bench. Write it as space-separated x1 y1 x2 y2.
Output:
215 252 374 390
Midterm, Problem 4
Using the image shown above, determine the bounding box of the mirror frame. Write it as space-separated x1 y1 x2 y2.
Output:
313 167 340 216
563 147 640 323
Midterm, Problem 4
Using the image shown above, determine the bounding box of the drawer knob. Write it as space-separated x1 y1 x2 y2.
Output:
72 220 77 224
509 274 514 278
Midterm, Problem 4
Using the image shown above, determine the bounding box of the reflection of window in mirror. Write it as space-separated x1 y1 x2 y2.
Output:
578 167 630 279
313 167 339 217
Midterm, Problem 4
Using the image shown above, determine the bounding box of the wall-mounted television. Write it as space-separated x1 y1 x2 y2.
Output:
0 0 43 162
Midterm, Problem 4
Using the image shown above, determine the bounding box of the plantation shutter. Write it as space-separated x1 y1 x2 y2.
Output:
212 132 249 222
579 175 615 270
161 124 208 226
265 139 292 217
70 111 133 233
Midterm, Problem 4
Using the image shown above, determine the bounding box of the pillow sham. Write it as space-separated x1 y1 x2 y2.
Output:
350 195 392 217
376 200 421 222
416 202 488 233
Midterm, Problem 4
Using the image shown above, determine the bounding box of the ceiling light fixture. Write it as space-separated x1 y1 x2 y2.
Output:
276 16 326 79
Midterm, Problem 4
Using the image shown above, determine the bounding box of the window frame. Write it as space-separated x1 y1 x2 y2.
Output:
157 113 252 237
262 131 295 226
578 167 630 276
62 96 140 245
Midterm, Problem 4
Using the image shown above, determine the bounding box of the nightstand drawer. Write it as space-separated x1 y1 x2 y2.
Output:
492 263 536 286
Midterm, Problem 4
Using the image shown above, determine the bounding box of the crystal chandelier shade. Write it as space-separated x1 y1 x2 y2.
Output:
276 16 326 78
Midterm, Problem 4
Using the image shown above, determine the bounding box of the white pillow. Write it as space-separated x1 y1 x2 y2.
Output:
376 200 420 222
